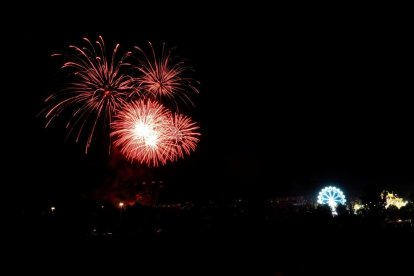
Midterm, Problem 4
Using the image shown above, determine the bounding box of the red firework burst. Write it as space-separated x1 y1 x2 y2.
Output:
111 100 200 166
166 113 200 161
133 42 199 108
42 36 137 153
111 100 173 167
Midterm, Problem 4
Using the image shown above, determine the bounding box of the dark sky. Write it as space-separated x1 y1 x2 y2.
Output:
5 6 413 206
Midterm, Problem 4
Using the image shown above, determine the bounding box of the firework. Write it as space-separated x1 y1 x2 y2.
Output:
111 99 200 166
165 113 200 161
133 42 199 108
42 36 137 153
111 99 173 166
42 36 201 164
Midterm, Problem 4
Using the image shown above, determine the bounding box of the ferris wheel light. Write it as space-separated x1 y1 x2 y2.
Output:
317 186 346 216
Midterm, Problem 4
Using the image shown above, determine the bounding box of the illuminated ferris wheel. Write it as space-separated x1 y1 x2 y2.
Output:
317 186 346 216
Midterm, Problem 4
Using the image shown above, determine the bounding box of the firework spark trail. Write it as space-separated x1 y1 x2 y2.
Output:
42 36 137 153
133 42 199 109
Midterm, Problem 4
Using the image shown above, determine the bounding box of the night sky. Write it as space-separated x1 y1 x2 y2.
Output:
6 7 413 208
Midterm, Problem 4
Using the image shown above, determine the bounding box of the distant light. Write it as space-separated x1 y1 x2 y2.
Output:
353 203 365 214
383 192 408 209
119 202 124 207
317 186 346 216
51 206 55 211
